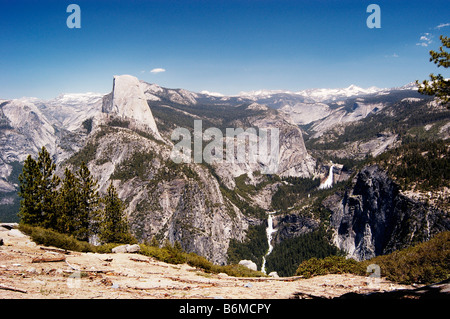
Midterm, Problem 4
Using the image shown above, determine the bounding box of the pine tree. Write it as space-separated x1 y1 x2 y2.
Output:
18 155 42 225
76 162 101 241
416 35 450 107
100 182 133 244
18 147 59 227
58 168 81 235
37 147 60 229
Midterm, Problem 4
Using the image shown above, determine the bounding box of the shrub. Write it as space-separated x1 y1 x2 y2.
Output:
19 223 126 253
295 232 450 285
185 253 214 272
139 241 186 265
216 264 266 277
360 231 450 284
19 224 93 252
295 256 365 278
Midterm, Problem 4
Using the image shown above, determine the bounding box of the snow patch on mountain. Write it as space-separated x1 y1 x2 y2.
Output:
239 89 294 100
395 82 419 91
295 85 384 103
168 88 198 105
239 85 384 103
246 102 269 111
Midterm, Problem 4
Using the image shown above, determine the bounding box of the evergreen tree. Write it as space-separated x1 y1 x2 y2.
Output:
100 182 132 244
76 162 101 241
37 147 60 229
18 147 59 227
58 168 81 235
18 155 42 225
416 35 450 107
18 149 135 244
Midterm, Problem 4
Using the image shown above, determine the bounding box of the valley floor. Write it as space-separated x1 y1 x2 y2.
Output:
0 229 413 299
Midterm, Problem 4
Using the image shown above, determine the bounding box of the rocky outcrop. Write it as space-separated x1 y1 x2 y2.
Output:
111 244 141 254
0 93 102 211
326 165 450 261
239 260 258 271
102 75 161 139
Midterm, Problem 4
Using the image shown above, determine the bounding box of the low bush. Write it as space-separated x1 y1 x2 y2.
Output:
295 256 364 278
19 224 94 252
185 253 266 277
217 264 266 277
360 231 450 284
139 242 186 265
295 232 450 284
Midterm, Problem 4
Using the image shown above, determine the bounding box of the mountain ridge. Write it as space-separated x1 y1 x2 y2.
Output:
5 80 417 109
238 83 386 102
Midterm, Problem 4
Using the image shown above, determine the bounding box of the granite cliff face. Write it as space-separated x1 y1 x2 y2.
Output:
212 109 316 189
325 165 450 261
0 98 57 164
102 75 161 139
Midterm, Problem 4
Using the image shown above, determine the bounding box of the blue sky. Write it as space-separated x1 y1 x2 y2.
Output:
0 0 449 99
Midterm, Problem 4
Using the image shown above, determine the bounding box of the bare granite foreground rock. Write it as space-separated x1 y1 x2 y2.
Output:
8 229 26 238
126 244 141 253
111 245 128 254
111 244 141 254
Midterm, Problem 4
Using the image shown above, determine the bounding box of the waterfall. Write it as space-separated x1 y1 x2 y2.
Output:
319 165 334 189
261 212 277 274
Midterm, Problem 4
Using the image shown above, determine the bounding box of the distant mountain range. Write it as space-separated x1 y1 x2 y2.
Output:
239 84 384 101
